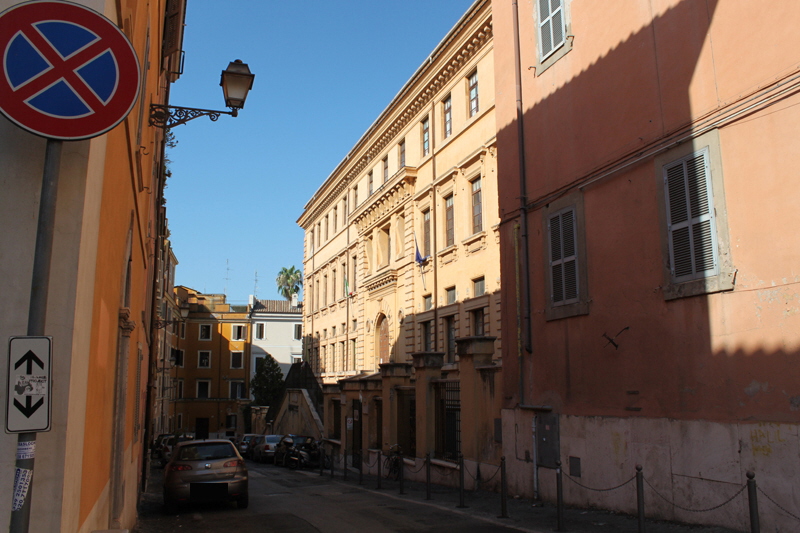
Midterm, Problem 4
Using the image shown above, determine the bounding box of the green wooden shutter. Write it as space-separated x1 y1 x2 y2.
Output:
549 207 578 305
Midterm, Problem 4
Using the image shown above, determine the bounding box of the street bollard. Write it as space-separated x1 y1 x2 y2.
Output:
556 460 565 532
330 450 335 479
747 471 760 533
500 457 508 518
319 448 325 477
636 465 645 533
359 452 363 485
457 454 467 508
343 452 348 481
426 453 432 500
377 453 382 490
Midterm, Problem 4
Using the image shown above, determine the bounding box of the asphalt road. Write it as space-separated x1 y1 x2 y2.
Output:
135 459 539 533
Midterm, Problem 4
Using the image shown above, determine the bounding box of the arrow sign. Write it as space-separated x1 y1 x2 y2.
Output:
6 337 51 433
13 397 44 419
14 351 44 375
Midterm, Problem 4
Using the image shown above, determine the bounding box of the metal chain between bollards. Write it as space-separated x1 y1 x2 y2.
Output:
564 472 636 492
757 487 800 522
644 477 746 513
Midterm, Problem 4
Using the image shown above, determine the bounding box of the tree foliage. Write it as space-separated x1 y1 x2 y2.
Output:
276 266 302 301
250 353 285 419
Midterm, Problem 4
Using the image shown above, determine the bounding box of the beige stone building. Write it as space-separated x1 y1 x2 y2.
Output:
296 0 502 477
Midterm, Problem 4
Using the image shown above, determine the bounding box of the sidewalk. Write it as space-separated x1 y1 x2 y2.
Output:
325 464 743 533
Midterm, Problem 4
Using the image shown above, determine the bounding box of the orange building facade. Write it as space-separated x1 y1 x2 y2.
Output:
0 0 184 530
493 1 800 530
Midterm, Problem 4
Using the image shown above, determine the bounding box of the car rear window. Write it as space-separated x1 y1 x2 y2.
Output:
266 436 281 443
178 443 236 461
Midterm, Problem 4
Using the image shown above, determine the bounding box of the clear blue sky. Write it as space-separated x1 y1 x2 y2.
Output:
166 1 476 304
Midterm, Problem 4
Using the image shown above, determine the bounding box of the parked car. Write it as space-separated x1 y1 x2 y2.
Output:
246 435 265 459
159 434 194 467
252 434 283 463
163 439 248 509
238 434 259 457
273 435 313 466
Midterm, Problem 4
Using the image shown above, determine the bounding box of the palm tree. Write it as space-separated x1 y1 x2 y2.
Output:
276 266 302 301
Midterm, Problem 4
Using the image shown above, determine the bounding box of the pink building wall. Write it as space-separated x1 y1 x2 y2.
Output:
493 1 800 530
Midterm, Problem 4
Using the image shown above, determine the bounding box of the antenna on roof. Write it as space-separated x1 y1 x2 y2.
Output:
254 269 259 298
223 259 231 296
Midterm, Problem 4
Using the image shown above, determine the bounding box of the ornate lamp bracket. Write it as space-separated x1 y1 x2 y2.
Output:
149 104 237 129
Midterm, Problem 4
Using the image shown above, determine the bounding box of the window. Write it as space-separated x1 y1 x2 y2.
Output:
368 171 374 195
472 307 487 336
398 138 406 167
173 349 184 367
255 323 264 340
471 177 483 234
176 379 184 399
421 320 433 351
198 350 211 368
443 95 452 138
423 209 431 256
445 195 454 247
543 192 589 320
473 277 485 297
180 322 185 339
352 254 357 293
294 324 302 340
323 274 328 306
230 351 243 369
534 0 572 73
333 206 338 232
231 324 246 341
422 117 430 156
199 324 211 341
655 131 733 300
325 215 329 240
332 326 337 337
342 262 347 295
314 279 319 310
444 315 456 363
423 294 432 311
446 287 456 305
176 413 183 429
196 380 210 399
229 381 245 399
379 225 391 266
537 0 566 61
332 269 337 301
468 71 479 117
353 185 359 207
383 156 389 183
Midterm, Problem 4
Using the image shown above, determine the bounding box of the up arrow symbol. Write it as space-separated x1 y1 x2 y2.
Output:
15 350 44 374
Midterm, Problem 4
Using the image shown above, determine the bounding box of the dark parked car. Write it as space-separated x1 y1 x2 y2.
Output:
163 439 248 509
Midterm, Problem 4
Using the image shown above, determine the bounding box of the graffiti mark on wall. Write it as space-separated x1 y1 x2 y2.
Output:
749 422 787 457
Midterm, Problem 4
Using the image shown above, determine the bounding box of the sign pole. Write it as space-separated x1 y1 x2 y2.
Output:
10 138 62 533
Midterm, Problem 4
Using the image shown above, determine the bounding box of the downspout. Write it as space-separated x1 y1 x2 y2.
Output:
512 0 537 500
429 100 439 349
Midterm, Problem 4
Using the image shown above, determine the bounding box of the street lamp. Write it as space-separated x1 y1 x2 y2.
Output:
154 306 190 329
149 60 255 129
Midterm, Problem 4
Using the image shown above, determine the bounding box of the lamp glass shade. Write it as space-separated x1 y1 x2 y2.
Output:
220 60 254 109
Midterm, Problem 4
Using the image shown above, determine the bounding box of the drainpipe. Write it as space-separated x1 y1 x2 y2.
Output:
429 101 439 350
512 0 537 500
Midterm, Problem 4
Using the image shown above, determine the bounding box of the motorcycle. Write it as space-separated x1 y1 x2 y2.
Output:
286 440 331 470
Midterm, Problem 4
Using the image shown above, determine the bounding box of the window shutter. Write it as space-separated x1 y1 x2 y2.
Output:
162 0 186 58
539 0 565 60
549 208 578 305
664 150 717 282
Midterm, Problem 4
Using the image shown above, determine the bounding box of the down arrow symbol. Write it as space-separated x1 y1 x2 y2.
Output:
14 396 44 418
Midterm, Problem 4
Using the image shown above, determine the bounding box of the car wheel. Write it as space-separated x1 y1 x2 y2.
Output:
237 493 249 509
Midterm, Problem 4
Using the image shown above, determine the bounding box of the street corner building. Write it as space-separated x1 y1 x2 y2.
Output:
491 0 800 531
0 0 187 531
295 0 504 491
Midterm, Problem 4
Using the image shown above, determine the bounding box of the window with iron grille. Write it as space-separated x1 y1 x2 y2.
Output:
434 381 460 461
471 177 483 234
468 71 479 117
443 95 452 138
445 195 454 247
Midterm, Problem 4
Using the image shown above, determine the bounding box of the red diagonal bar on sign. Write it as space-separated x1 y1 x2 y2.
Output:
14 24 109 111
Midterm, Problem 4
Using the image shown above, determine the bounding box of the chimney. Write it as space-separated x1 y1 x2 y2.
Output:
291 293 298 307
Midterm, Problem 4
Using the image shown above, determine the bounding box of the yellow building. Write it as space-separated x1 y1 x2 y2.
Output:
170 287 251 439
296 0 502 480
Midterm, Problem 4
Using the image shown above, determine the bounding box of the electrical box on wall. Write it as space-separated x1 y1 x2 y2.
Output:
535 413 560 469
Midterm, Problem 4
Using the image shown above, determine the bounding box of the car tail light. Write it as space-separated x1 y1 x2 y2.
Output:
167 464 192 472
224 459 245 468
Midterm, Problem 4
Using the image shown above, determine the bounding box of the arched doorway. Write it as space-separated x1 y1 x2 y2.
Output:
377 314 390 364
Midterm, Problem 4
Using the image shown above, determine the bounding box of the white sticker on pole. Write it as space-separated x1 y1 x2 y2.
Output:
16 440 35 460
12 468 32 511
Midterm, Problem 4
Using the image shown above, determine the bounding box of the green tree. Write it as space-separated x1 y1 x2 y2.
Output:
276 266 302 301
250 353 285 420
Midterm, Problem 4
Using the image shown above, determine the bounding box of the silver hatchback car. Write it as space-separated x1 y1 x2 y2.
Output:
163 439 249 509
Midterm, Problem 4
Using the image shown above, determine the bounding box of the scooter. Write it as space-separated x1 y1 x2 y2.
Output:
286 440 330 470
